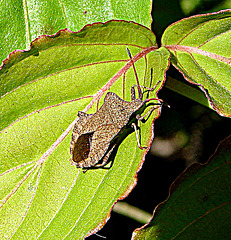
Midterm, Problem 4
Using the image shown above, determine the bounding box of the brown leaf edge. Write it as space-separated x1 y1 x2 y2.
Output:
1 20 171 238
132 134 231 239
163 9 231 117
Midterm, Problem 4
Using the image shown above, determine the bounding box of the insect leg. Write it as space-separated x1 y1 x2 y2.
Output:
136 105 162 122
131 123 147 150
131 83 161 100
132 83 160 93
131 84 136 100
123 72 126 100
91 147 115 169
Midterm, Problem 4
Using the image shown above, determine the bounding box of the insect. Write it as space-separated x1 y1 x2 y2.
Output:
70 48 165 170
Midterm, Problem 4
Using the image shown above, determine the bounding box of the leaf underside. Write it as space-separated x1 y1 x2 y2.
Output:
162 10 231 117
0 21 170 239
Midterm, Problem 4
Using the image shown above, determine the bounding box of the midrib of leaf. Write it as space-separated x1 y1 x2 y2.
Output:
165 45 231 104
39 50 156 238
0 43 152 101
0 46 155 210
0 58 128 132
166 45 231 65
1 21 164 238
22 0 31 49
57 0 69 27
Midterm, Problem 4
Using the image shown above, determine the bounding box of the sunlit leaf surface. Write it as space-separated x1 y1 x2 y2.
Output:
0 0 152 64
0 21 170 239
162 10 231 117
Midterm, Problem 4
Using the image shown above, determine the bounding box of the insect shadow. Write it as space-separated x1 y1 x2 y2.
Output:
70 48 166 172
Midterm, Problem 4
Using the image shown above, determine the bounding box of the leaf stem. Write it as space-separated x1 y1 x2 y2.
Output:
113 202 152 224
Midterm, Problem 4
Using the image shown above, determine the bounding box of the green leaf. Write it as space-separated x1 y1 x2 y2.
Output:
133 135 231 240
0 21 170 239
0 0 152 64
162 9 231 117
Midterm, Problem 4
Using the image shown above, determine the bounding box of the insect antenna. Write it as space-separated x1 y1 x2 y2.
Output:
126 47 142 100
94 232 107 239
146 68 153 99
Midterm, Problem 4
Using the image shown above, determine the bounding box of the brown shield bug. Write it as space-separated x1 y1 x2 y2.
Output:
70 48 165 170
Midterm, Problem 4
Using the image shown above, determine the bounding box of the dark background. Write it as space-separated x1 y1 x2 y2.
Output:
89 0 231 239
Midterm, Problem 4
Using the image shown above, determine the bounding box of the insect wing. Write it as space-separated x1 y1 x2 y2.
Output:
71 132 94 164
